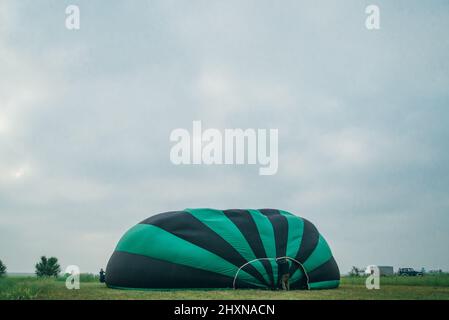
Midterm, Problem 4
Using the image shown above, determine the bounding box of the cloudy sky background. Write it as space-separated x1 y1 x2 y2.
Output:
1 0 448 274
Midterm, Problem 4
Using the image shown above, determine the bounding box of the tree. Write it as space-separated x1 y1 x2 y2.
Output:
35 256 61 277
0 259 6 277
349 266 361 277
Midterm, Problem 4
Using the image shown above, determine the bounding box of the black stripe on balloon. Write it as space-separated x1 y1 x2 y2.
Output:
307 256 340 283
258 209 288 258
258 209 289 287
223 209 275 288
289 218 320 276
105 250 260 289
140 211 269 288
289 272 309 290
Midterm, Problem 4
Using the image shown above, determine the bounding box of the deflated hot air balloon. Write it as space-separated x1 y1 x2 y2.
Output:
106 208 340 290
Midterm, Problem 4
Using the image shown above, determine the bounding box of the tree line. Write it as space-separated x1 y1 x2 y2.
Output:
0 256 61 277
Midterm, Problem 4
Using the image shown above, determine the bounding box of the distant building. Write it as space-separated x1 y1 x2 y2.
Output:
365 265 394 276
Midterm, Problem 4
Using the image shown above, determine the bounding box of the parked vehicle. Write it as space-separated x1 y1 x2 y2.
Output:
398 268 424 276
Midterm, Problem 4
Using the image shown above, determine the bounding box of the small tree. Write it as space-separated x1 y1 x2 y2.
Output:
35 256 61 277
0 259 6 277
349 266 361 277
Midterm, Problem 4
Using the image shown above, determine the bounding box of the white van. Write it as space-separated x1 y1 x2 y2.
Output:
365 265 394 276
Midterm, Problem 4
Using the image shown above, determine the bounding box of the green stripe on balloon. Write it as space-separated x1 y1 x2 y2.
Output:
303 234 333 272
279 210 304 260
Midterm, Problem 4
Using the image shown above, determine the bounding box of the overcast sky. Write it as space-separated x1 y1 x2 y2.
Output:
1 0 448 274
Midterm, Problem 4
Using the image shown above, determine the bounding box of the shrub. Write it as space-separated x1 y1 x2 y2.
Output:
0 260 6 277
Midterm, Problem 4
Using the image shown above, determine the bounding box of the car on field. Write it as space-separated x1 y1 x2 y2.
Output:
398 268 424 276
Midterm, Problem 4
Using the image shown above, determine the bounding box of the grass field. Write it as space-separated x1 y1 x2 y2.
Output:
1 275 449 300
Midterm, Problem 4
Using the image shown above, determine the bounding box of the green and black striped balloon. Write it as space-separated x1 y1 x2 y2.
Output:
106 209 340 290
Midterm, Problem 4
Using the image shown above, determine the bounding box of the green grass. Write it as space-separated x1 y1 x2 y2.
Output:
1 275 449 300
0 277 55 300
343 274 449 287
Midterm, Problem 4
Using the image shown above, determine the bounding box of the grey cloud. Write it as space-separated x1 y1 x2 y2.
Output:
1 0 448 273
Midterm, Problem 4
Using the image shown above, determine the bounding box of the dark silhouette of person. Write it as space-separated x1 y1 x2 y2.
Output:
277 258 290 290
99 268 106 283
